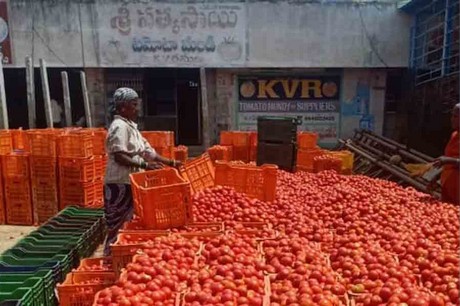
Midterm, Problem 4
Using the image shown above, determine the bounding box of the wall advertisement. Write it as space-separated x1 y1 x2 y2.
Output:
236 76 341 146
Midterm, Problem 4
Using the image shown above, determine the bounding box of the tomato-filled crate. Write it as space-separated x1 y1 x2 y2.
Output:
57 271 116 306
110 231 169 275
214 161 277 202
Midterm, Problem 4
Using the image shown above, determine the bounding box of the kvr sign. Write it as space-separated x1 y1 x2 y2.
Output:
238 77 340 100
237 76 341 147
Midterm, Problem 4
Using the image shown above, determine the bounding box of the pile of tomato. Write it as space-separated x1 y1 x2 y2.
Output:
94 170 459 306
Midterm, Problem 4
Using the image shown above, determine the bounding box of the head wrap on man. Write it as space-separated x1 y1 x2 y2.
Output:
113 87 139 110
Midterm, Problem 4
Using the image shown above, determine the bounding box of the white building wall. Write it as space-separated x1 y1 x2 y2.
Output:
6 0 410 68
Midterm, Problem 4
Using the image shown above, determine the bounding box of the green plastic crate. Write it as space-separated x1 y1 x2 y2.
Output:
28 231 85 240
58 206 103 217
3 247 79 271
0 254 71 282
0 288 33 306
17 235 96 259
43 217 104 242
19 235 92 257
0 278 45 306
39 220 103 241
0 270 55 306
15 238 85 259
33 228 94 245
46 216 101 225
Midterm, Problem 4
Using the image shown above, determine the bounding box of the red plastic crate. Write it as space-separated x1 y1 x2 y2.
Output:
11 129 29 151
141 131 175 147
130 168 192 230
173 145 188 163
214 161 278 202
59 181 96 209
58 132 93 158
0 200 5 225
232 145 250 162
179 154 215 194
76 257 112 272
57 271 116 306
59 157 98 182
92 180 104 208
31 178 58 224
249 132 258 162
0 180 5 225
111 231 169 274
297 132 319 149
296 148 325 171
30 156 57 181
4 178 33 225
219 131 233 145
27 130 59 156
313 154 343 173
207 145 233 163
2 152 30 179
250 145 257 162
0 130 13 155
87 129 107 156
0 163 4 224
220 131 251 146
155 146 174 158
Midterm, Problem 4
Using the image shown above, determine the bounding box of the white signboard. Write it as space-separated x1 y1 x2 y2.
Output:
96 1 246 67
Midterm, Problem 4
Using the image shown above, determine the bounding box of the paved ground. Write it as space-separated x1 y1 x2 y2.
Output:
0 225 37 253
0 224 106 259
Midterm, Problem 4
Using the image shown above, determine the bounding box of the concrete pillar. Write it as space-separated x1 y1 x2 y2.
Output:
84 68 106 127
215 69 236 140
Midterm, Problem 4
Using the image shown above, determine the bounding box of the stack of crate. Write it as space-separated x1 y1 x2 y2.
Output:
141 131 174 159
27 130 60 224
11 128 29 151
87 128 107 204
2 151 33 225
296 132 322 172
220 131 252 163
58 130 103 209
0 131 13 224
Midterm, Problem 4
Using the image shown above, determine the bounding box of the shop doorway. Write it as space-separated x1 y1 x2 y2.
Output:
106 68 201 146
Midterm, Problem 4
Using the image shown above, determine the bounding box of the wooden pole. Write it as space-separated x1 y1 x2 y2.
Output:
26 56 36 129
80 71 93 127
200 67 210 148
39 59 53 128
61 71 72 127
0 54 9 129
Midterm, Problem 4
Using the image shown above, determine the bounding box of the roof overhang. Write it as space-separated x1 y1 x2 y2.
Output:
398 0 431 13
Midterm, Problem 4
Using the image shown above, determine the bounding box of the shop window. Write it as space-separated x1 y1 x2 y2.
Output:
412 0 459 84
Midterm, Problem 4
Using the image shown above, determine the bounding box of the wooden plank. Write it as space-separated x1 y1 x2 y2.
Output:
0 55 8 129
61 71 72 127
26 56 36 129
39 59 53 128
80 71 93 128
200 67 210 148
